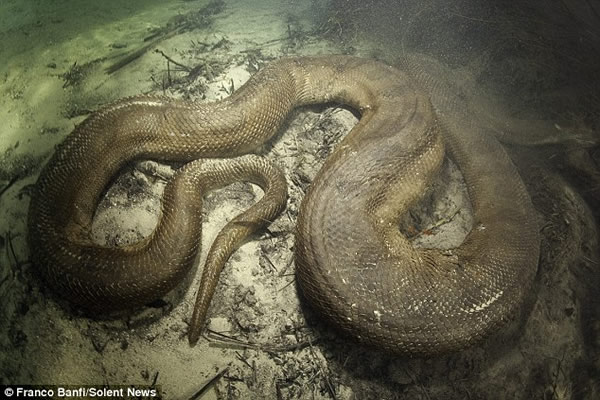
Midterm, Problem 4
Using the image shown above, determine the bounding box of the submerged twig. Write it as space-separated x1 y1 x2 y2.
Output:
277 277 295 292
205 329 312 353
105 0 225 75
7 231 18 266
277 258 293 277
582 255 599 265
151 371 159 387
155 49 191 72
305 337 337 400
186 366 229 400
263 254 278 272
0 175 18 199
105 30 180 74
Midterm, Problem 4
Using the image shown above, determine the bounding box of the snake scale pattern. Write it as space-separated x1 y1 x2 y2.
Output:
28 56 540 356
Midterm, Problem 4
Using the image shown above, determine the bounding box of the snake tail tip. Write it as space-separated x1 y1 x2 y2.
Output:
188 307 207 346
188 328 201 346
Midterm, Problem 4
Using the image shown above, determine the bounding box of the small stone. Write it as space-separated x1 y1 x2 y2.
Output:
208 317 232 333
245 292 257 306
564 307 575 317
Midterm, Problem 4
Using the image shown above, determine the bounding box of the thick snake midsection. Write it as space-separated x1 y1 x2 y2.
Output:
28 55 540 355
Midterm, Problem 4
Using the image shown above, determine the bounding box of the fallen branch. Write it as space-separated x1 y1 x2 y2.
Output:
105 30 179 74
186 366 228 400
205 329 313 353
105 0 225 74
0 175 18 199
154 49 191 72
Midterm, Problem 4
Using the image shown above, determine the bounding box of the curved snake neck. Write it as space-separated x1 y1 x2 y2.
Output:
28 56 540 355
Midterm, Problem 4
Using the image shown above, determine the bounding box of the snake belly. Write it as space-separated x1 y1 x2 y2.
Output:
27 55 540 355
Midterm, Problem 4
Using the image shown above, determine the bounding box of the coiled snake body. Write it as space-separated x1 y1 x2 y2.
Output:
28 56 540 356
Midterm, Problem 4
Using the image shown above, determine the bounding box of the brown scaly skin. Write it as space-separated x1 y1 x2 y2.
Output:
28 56 539 356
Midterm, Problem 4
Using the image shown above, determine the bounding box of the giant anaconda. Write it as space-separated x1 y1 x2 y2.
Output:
28 55 540 356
